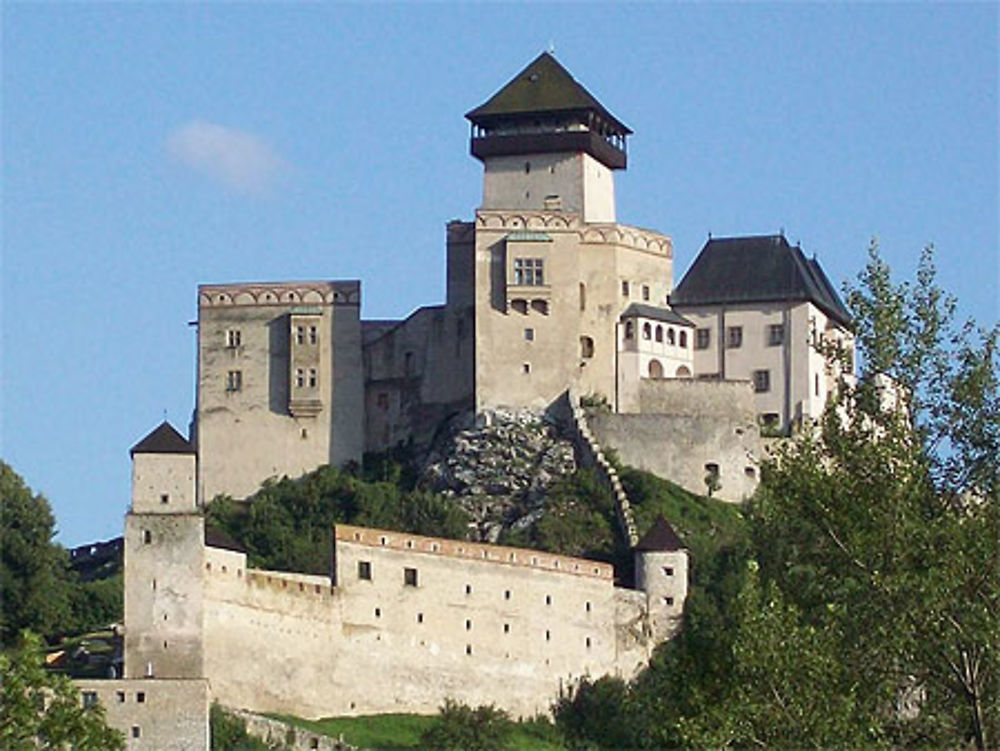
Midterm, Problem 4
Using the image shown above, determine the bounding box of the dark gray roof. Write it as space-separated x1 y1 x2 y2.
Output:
466 52 630 135
635 515 686 552
621 303 695 327
205 523 246 554
670 235 852 327
130 422 195 456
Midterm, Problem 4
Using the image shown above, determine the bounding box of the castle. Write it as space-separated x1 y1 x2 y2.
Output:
75 53 852 750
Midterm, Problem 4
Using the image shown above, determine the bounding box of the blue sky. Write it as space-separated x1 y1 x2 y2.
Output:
3 3 997 546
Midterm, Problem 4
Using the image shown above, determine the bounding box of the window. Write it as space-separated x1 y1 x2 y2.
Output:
116 691 125 703
753 370 771 393
696 328 711 350
522 362 531 374
358 561 372 580
226 370 243 392
679 331 688 348
580 336 594 359
160 493 169 505
585 601 592 612
513 258 544 286
309 325 318 345
295 368 305 388
624 321 634 340
663 566 674 576
465 584 472 595
579 282 586 311
524 328 534 341
403 567 418 587
503 623 510 633
226 329 241 348
132 727 141 739
642 284 650 301
545 629 551 641
142 530 152 544
545 594 552 606
82 691 98 708
296 326 305 345
768 323 784 346
307 368 317 388
417 613 424 623
642 323 652 340
621 280 630 297
654 325 663 343
504 590 511 600
465 619 472 630
466 644 473 655
136 692 145 704
727 326 743 349
374 607 381 618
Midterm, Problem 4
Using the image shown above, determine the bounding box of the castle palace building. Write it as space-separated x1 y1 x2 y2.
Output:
194 52 853 505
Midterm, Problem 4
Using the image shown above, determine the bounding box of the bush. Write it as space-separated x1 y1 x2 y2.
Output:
420 699 513 751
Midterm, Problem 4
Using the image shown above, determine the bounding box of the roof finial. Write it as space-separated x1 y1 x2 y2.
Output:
547 39 556 56
708 231 712 240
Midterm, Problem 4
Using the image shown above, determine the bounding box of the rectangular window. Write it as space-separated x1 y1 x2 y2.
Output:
132 727 141 739
160 493 169 504
727 326 743 349
358 561 372 580
513 258 544 286
524 328 534 341
116 691 125 703
753 369 771 393
308 325 318 345
225 370 243 392
296 326 305 345
768 323 785 346
295 369 305 388
695 328 711 350
82 691 98 708
642 284 650 301
307 368 317 388
226 329 241 348
136 691 145 704
403 567 418 587
621 280 630 297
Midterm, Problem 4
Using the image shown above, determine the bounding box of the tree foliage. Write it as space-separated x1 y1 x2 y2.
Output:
0 630 125 751
420 699 513 751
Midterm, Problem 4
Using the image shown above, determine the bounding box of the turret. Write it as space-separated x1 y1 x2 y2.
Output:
124 422 204 679
466 52 630 222
634 515 688 640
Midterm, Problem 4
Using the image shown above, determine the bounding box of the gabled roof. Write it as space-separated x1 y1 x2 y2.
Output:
634 515 686 552
670 234 852 327
621 303 695 328
129 421 195 457
466 52 631 134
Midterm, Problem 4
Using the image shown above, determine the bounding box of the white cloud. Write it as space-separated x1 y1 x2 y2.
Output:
167 120 287 195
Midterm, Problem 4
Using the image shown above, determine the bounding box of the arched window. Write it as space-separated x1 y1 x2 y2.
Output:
679 330 688 348
676 365 692 378
642 323 652 340
667 328 676 345
655 325 663 343
648 359 664 379
580 336 594 359
624 321 634 340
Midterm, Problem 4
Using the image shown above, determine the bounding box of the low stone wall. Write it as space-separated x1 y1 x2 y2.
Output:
635 378 756 417
561 390 638 546
234 710 352 750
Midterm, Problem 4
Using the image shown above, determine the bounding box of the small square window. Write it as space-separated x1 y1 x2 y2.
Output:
524 328 534 341
664 567 674 576
132 726 141 739
768 323 785 346
226 370 243 392
695 328 711 350
116 691 125 703
404 567 418 587
160 493 169 504
226 329 242 348
136 692 145 704
522 363 531 374
358 561 372 580
727 326 743 349
82 691 98 708
753 370 771 393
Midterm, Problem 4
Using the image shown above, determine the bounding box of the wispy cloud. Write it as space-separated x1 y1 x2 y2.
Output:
167 120 288 195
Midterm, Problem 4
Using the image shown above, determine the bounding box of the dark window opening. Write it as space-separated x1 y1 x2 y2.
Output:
404 567 418 587
358 561 372 580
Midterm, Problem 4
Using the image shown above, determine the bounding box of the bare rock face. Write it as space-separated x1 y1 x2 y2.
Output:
420 409 576 541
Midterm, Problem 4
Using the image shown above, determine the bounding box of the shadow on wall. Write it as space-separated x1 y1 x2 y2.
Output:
268 316 290 415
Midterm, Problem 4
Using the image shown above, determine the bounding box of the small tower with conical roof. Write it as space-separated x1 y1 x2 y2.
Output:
466 52 630 222
634 515 689 640
124 421 204 679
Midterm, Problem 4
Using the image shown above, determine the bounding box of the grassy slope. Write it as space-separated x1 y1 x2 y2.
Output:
271 713 566 751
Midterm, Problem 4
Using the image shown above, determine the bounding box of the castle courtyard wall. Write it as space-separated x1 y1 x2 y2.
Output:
200 526 654 720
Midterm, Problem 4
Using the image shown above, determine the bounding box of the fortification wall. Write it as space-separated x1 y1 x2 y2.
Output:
200 526 653 720
75 678 209 751
589 408 760 502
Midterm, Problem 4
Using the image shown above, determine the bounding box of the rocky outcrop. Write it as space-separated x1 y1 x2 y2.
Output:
420 409 576 541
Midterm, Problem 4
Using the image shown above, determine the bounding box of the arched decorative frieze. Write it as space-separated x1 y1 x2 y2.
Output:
301 290 323 304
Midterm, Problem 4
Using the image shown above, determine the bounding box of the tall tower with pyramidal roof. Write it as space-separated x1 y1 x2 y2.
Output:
466 52 630 222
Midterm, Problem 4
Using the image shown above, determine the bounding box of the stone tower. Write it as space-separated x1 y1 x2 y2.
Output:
124 422 204 679
634 515 689 640
466 51 630 223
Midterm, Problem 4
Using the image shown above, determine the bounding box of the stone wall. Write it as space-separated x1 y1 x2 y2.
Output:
200 524 657 721
75 678 209 751
588 380 761 502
